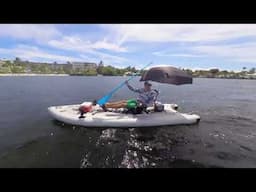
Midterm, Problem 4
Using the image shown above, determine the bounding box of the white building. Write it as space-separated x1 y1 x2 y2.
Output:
71 62 97 71
246 73 256 79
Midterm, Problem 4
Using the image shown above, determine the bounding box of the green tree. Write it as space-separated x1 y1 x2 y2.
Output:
0 66 11 73
101 65 117 76
14 57 21 63
184 69 193 75
125 66 131 72
38 65 45 73
2 61 11 67
209 68 219 74
56 66 65 74
99 60 104 66
97 61 104 74
115 68 123 76
131 67 137 73
6 60 12 65
11 66 24 73
30 64 40 73
83 68 97 76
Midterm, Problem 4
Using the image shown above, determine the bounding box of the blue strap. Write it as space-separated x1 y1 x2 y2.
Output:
97 62 152 106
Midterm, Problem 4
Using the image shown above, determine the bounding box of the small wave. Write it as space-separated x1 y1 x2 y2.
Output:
96 129 120 146
239 145 253 152
215 151 239 161
15 140 38 150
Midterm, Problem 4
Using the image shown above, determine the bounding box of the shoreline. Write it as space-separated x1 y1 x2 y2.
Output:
0 73 255 80
0 73 70 76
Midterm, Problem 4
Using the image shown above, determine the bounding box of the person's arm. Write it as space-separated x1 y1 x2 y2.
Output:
152 90 159 107
125 81 141 93
153 89 159 102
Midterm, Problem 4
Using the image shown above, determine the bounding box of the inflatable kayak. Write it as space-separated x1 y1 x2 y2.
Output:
48 102 200 128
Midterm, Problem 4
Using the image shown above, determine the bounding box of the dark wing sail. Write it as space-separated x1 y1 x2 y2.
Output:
140 66 192 85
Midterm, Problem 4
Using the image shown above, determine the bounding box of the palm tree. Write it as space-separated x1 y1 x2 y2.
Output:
15 57 21 62
249 68 256 74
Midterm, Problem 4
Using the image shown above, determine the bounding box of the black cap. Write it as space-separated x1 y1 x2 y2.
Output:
144 81 152 86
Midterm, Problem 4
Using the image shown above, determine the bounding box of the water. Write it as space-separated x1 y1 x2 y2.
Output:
0 76 255 168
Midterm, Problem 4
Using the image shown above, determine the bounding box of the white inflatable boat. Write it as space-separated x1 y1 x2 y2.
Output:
48 102 200 128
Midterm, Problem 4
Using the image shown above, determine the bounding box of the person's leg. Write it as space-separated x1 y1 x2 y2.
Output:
105 100 127 109
112 100 127 105
106 100 126 105
105 103 126 108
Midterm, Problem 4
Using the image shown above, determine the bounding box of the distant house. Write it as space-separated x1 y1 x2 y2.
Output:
124 71 133 76
246 73 256 79
62 64 72 71
24 68 31 73
44 63 71 72
71 62 97 71
85 63 97 70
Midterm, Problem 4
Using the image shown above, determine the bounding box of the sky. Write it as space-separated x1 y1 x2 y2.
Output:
0 24 256 71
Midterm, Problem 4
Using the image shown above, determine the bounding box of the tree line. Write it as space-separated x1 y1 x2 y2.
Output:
183 68 256 79
0 58 140 76
0 58 255 78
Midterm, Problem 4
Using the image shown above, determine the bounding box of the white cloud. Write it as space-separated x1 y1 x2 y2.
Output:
92 39 127 52
144 64 175 69
192 42 256 63
49 36 91 52
48 36 127 53
0 45 84 63
48 35 130 65
102 24 256 43
80 51 129 66
0 24 60 42
0 44 131 66
0 24 127 53
101 24 256 66
153 51 205 58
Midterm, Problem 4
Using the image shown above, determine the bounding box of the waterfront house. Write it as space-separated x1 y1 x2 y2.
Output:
71 62 97 71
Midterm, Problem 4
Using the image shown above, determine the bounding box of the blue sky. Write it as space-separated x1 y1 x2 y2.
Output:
0 24 256 71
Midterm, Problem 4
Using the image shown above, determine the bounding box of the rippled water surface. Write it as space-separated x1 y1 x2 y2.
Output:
0 77 255 168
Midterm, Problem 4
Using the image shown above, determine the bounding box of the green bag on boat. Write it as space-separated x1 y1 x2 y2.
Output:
126 99 138 109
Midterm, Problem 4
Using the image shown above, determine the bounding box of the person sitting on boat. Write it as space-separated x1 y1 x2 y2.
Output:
101 81 159 113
